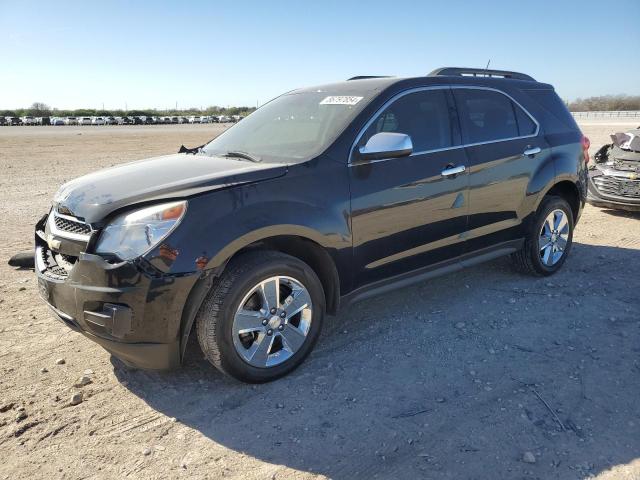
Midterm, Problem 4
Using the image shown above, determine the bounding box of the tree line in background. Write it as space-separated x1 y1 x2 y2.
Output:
0 103 257 118
566 94 640 112
3 95 640 117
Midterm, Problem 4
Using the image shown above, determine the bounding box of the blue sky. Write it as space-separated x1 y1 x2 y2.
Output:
1 0 639 109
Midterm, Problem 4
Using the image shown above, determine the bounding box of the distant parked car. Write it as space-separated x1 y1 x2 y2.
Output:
178 116 189 124
78 117 92 125
51 117 66 126
200 116 211 123
6 117 21 125
92 117 106 125
116 117 131 125
105 116 117 125
0 117 7 126
188 116 201 124
20 116 36 126
217 115 232 123
65 117 78 125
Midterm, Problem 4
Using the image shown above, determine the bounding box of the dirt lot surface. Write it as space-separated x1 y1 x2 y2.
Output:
0 122 639 480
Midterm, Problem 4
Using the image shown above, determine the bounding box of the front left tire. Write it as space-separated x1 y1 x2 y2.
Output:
195 250 325 383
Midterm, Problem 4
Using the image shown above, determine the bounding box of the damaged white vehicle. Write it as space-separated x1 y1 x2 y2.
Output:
588 128 640 211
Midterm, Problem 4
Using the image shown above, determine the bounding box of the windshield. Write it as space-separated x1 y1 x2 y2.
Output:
201 91 372 162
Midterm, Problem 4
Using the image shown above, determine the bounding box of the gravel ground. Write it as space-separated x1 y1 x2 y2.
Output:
0 122 638 480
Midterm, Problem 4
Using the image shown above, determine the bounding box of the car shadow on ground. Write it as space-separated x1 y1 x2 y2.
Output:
113 242 640 479
597 208 640 220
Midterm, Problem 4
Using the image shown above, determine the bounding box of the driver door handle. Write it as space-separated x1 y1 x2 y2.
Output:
441 165 466 177
523 146 541 157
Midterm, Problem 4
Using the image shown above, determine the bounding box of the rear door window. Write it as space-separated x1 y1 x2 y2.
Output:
454 89 536 144
514 105 537 135
360 89 457 153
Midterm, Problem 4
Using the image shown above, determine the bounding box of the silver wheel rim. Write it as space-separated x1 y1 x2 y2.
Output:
232 275 313 368
538 209 570 266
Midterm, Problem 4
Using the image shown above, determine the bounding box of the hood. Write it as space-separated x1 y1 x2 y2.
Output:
53 153 287 223
593 140 640 174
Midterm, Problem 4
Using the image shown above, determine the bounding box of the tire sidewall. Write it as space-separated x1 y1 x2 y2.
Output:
530 197 574 275
214 256 325 382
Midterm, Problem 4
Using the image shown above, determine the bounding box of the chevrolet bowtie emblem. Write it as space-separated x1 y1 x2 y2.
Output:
46 234 61 250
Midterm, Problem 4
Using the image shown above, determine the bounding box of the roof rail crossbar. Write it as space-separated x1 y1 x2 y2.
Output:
428 67 535 82
347 75 391 81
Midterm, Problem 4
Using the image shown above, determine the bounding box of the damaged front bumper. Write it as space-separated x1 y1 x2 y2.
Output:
587 166 640 212
588 129 640 211
35 215 200 369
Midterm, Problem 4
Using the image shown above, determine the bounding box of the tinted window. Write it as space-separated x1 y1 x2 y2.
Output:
360 89 455 153
455 89 535 144
524 89 579 131
514 104 537 135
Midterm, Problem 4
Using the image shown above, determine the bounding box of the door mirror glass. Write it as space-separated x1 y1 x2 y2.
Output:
358 132 413 161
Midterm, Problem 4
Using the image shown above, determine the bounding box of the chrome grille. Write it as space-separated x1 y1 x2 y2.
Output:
593 175 640 199
39 247 76 279
53 213 91 235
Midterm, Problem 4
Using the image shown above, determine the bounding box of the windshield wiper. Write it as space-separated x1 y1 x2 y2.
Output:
221 151 261 163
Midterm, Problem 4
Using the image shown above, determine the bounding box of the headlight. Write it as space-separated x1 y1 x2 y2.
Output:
95 201 187 260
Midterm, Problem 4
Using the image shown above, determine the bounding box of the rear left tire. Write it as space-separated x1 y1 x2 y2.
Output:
511 195 574 276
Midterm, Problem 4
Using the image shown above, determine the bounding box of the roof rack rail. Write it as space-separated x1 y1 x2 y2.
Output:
347 75 391 81
428 67 535 82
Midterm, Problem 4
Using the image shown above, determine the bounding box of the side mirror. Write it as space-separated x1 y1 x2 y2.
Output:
357 132 413 162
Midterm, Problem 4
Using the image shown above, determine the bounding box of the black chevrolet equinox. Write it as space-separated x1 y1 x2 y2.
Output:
36 67 589 382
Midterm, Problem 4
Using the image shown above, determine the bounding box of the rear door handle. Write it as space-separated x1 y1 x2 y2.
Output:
523 146 541 157
441 165 466 177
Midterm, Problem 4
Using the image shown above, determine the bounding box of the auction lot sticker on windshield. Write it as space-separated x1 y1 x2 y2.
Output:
320 96 363 105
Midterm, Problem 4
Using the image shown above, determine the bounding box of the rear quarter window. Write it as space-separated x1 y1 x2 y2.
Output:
523 89 579 131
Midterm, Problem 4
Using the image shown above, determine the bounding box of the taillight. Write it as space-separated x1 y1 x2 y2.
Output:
581 136 590 163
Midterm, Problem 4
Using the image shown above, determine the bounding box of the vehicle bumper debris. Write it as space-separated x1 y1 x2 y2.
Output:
587 128 640 211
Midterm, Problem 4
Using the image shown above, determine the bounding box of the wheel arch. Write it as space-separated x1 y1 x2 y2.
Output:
527 150 582 223
178 228 342 361
251 235 341 315
543 180 581 221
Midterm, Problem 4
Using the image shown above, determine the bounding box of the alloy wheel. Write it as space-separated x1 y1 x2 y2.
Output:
538 209 570 266
232 276 313 368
